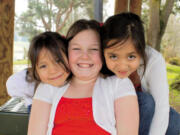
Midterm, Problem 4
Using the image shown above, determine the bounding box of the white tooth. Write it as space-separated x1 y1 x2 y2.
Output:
78 64 91 68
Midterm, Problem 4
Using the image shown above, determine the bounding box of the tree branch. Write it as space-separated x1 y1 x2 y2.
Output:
56 8 69 30
160 0 174 35
56 1 74 32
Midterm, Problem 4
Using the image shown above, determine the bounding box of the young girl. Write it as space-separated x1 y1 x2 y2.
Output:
28 19 139 135
102 12 180 135
27 31 70 134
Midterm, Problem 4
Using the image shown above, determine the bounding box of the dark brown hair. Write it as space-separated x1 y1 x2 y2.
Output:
28 31 70 82
102 12 147 74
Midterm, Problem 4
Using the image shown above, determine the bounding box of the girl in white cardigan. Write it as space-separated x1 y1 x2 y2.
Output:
28 19 139 135
102 12 180 135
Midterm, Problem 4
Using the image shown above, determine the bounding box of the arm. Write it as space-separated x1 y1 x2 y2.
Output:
27 83 56 135
113 77 139 135
28 99 51 135
115 96 139 135
145 54 169 135
6 69 35 101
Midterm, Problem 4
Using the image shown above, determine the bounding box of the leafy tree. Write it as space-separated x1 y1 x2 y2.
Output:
16 0 94 41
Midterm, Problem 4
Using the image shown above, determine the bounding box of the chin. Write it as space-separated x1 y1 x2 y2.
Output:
117 75 127 79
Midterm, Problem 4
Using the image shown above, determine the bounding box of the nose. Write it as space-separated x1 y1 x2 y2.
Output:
116 59 128 70
49 63 60 74
81 50 90 60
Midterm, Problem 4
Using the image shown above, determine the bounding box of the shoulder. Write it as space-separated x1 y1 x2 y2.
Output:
145 46 162 58
34 82 69 103
37 83 59 93
144 46 166 70
34 83 58 103
7 69 27 82
98 76 136 98
145 46 164 62
99 75 133 86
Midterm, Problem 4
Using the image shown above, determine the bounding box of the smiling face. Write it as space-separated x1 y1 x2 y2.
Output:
68 29 102 81
104 38 141 78
36 48 70 87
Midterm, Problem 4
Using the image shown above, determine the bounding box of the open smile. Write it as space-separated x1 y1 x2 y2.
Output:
77 63 94 68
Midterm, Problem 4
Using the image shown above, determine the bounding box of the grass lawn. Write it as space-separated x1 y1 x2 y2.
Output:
13 59 28 65
167 64 180 112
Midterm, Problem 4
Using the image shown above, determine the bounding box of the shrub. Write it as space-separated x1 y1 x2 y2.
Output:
170 74 180 91
168 57 180 66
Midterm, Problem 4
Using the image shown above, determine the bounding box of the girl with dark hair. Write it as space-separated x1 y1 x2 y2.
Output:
6 32 70 114
27 31 70 134
30 19 139 135
102 12 180 135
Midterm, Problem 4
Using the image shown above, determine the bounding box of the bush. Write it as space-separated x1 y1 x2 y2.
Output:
168 57 180 66
170 74 180 91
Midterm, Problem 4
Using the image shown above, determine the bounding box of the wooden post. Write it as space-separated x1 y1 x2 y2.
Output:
114 0 142 16
0 0 15 105
130 0 142 16
114 0 128 14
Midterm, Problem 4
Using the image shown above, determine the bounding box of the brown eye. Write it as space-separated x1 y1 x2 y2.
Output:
39 65 46 69
109 55 117 60
128 55 136 60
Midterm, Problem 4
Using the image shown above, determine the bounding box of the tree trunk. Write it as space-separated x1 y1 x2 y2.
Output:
130 0 142 16
0 0 14 105
147 0 160 50
114 0 142 16
147 0 174 51
114 0 128 14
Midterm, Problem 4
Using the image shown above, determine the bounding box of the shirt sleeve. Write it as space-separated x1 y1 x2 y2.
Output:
6 69 35 106
33 83 57 104
113 77 136 99
146 54 169 135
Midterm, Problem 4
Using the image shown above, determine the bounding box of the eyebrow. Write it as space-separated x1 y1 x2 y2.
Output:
106 51 137 55
37 61 46 65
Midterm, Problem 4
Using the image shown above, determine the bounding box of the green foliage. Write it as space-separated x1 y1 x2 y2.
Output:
167 64 180 76
170 74 180 91
168 57 180 66
167 63 180 87
167 64 180 111
15 0 96 41
13 60 28 65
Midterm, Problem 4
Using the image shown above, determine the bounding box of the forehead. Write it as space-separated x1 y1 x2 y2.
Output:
70 29 100 45
105 39 137 53
37 48 65 62
37 48 53 60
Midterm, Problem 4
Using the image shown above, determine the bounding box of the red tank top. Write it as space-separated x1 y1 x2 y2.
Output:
52 97 110 135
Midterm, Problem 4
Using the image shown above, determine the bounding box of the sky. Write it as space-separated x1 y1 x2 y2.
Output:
15 0 28 16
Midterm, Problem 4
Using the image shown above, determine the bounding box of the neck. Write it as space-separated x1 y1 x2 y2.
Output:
71 76 98 86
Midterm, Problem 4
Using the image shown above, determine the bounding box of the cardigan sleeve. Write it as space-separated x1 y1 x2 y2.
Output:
33 83 57 104
6 69 35 106
113 77 136 99
145 54 169 135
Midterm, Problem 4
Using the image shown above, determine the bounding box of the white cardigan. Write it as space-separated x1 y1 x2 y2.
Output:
137 46 170 135
34 76 136 135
